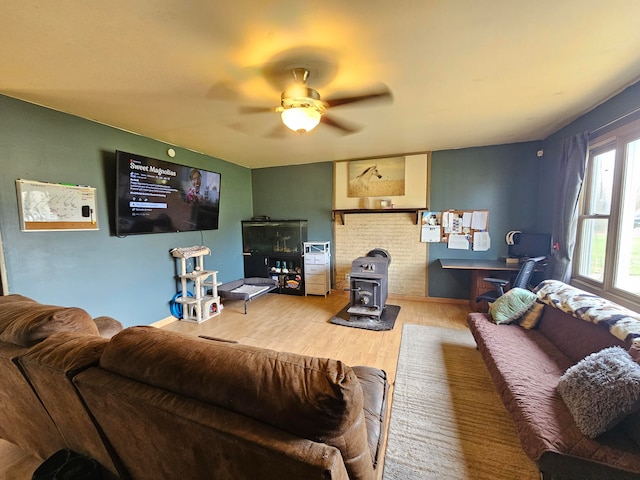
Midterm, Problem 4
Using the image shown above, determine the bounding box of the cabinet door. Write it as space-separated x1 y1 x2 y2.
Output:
243 254 269 278
281 273 304 295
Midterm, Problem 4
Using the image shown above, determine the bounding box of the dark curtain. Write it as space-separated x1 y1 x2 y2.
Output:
550 131 589 282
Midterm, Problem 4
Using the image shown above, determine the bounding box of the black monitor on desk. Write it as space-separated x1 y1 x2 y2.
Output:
508 233 551 258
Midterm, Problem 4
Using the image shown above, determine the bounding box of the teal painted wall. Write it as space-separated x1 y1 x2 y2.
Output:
251 162 333 242
3 79 639 316
428 142 543 299
251 162 334 283
0 95 252 326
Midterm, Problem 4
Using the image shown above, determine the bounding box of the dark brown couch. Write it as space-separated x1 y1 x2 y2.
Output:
0 295 119 459
468 280 640 479
0 294 388 480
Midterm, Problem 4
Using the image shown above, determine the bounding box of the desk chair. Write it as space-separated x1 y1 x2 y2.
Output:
476 256 546 305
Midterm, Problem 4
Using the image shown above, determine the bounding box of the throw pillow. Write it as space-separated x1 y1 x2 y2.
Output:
557 346 640 438
488 287 538 324
519 302 545 329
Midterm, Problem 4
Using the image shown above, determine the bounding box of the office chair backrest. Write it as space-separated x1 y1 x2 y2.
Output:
512 256 546 290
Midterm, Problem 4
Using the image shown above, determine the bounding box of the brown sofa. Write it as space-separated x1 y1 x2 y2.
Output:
0 295 118 456
0 294 388 480
468 280 640 479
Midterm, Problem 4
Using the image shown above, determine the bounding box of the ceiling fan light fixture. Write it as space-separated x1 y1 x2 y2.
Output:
281 106 321 133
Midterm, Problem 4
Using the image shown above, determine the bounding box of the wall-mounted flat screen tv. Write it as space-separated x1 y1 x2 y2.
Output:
115 151 221 236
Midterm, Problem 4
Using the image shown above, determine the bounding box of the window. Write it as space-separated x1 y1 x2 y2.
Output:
574 119 640 309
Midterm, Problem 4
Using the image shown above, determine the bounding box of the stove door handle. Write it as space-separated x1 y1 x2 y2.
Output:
350 279 381 286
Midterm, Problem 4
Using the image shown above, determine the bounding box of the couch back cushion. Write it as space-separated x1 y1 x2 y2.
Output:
538 305 629 363
0 294 38 305
99 326 373 480
0 298 98 347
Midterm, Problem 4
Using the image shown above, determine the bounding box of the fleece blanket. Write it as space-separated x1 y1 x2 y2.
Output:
535 280 640 351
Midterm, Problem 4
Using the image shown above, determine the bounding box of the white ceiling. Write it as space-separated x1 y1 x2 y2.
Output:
3 1 640 169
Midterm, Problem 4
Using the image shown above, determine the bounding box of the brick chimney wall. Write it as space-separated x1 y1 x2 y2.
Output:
333 212 427 297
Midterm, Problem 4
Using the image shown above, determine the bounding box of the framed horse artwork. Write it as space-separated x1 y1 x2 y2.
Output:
347 156 405 197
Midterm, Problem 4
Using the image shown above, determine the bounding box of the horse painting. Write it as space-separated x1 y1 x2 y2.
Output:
347 157 405 198
349 165 382 197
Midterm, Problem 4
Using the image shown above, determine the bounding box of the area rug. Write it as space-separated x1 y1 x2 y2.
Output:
382 324 539 479
329 304 400 331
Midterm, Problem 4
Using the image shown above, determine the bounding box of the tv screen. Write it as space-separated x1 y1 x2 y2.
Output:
115 151 221 236
508 233 551 258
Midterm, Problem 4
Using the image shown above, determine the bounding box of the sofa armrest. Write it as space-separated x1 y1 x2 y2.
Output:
352 366 389 469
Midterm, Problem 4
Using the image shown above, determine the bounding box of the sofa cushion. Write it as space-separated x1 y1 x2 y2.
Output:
0 294 37 305
100 326 376 480
557 346 640 438
351 365 388 468
536 280 640 354
489 287 537 324
18 332 119 476
0 301 98 347
537 305 629 364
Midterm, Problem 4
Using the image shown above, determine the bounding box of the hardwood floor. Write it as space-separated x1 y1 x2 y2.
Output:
162 291 471 380
0 292 471 479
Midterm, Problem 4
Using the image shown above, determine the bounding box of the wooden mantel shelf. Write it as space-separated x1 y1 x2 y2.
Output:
332 208 425 224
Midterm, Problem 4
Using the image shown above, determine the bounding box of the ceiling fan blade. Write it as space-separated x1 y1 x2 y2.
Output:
239 105 278 114
325 86 392 108
266 124 288 138
206 81 242 102
321 115 360 135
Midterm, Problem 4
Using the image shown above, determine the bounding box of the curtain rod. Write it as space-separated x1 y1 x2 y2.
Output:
590 105 640 135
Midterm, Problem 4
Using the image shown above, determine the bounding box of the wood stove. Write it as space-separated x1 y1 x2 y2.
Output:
347 249 391 320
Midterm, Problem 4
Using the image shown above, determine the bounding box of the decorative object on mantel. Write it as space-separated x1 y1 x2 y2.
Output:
360 197 371 209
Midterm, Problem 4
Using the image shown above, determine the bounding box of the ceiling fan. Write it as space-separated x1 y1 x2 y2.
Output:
240 67 392 135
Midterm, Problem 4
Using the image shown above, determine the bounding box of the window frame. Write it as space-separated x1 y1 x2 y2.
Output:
572 118 640 311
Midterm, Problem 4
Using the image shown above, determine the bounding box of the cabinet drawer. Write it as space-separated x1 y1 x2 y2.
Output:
305 254 329 265
305 273 326 284
306 283 328 295
305 264 327 274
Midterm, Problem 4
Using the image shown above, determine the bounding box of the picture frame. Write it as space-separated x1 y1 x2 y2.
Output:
347 156 406 198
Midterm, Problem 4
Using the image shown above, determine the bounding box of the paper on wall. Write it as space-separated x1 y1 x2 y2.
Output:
442 211 450 229
471 211 488 230
449 213 463 234
473 231 491 251
420 211 442 242
421 226 441 242
448 234 469 250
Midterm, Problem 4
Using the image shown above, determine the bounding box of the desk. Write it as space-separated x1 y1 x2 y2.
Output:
439 259 522 312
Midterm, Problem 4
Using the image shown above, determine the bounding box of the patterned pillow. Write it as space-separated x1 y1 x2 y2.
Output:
519 302 545 329
557 346 640 438
488 288 538 324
